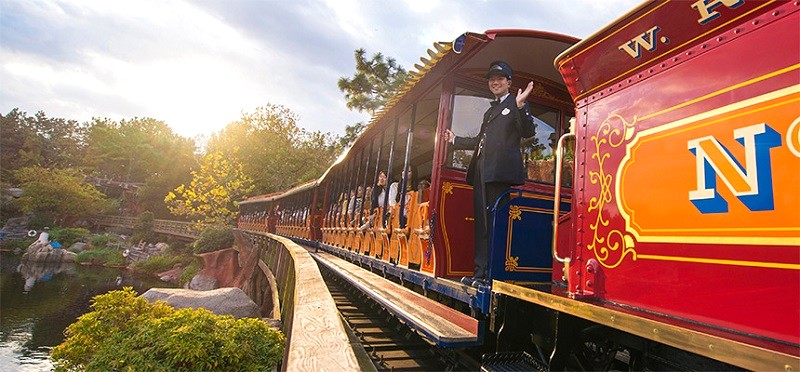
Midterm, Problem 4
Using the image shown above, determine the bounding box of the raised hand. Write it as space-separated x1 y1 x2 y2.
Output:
516 81 534 108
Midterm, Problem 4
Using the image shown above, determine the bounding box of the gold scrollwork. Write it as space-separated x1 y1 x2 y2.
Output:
509 205 522 220
587 114 638 269
442 182 453 195
505 256 519 271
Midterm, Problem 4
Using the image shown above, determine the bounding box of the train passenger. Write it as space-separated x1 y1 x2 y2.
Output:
388 168 413 208
359 171 387 231
417 179 431 203
445 60 536 286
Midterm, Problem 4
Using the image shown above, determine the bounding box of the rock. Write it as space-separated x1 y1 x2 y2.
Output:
69 242 89 253
155 242 169 252
21 240 77 263
140 287 260 318
188 273 218 291
155 264 184 284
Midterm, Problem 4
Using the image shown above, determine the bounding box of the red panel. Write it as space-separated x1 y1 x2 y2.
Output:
567 3 800 349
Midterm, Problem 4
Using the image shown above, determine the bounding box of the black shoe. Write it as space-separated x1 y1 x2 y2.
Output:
471 278 488 287
460 276 475 285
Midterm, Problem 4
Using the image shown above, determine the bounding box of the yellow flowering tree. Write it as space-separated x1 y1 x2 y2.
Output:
165 151 253 227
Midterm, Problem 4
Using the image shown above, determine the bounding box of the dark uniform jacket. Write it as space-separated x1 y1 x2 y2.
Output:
455 94 536 186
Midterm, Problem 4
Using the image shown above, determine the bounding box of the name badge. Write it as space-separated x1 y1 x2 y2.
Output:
501 108 510 116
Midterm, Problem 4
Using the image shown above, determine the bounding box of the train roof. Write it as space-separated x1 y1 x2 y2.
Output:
318 28 579 184
239 179 317 205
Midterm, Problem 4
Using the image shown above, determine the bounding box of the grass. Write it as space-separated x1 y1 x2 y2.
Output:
131 255 194 275
75 247 126 266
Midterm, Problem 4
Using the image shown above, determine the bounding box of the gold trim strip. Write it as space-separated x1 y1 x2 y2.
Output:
639 64 800 123
637 254 800 270
492 281 800 371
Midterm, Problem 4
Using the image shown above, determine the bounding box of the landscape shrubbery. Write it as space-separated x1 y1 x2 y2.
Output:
131 211 155 243
51 287 285 371
75 247 126 266
49 227 90 247
131 255 193 275
88 234 117 248
192 225 234 254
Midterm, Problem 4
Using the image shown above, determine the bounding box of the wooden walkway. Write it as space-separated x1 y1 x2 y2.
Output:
311 249 479 347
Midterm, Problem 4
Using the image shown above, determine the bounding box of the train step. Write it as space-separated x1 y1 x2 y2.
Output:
310 250 480 348
480 352 547 372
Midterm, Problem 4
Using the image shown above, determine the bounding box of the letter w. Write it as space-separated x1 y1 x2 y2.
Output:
687 124 781 213
618 26 660 59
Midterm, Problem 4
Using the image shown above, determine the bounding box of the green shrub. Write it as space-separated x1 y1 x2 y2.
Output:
27 213 56 230
51 287 285 371
75 247 125 266
89 234 116 248
49 227 90 247
165 237 191 255
131 255 192 275
0 238 35 251
131 211 155 243
192 225 234 254
179 259 200 285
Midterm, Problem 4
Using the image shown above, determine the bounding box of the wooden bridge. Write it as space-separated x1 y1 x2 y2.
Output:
92 215 199 239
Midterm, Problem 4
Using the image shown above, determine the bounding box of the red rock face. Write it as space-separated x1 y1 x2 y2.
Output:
195 238 260 293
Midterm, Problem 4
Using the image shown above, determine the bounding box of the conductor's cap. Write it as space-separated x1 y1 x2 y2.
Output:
486 60 512 79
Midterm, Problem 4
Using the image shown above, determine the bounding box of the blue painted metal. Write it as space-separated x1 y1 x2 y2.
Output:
488 189 571 283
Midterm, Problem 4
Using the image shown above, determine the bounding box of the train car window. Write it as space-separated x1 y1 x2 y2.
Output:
522 103 560 184
446 86 493 170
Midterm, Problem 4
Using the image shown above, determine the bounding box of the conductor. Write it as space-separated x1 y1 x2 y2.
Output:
445 60 536 286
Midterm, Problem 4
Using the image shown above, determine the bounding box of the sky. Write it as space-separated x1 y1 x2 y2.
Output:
0 0 640 139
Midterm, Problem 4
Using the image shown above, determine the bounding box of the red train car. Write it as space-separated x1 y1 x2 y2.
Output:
493 0 799 370
239 0 799 369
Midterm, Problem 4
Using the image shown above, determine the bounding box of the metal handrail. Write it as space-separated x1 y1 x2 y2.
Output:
552 133 574 265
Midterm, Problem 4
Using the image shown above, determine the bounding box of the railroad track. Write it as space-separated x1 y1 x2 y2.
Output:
319 265 478 371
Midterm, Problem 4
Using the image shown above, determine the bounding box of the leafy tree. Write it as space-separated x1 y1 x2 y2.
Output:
82 117 196 218
51 287 285 371
192 225 234 254
338 121 367 149
338 48 409 116
205 104 340 194
0 109 86 182
132 211 155 243
12 166 109 226
165 151 254 227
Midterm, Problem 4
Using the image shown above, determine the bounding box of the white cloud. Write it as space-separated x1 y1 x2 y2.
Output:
0 0 641 139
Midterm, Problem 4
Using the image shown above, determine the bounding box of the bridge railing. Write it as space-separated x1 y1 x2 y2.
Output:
92 215 200 239
239 230 360 372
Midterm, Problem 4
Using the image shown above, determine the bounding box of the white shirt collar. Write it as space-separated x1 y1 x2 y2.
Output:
497 93 510 103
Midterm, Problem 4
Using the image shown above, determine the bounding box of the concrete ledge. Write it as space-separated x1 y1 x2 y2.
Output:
237 231 360 372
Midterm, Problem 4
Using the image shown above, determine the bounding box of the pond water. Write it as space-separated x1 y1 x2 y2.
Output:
0 252 176 371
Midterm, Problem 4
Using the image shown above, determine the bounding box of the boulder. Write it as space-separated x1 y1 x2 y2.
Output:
155 242 169 252
140 287 260 318
69 242 89 253
21 240 77 263
155 264 184 284
188 273 218 291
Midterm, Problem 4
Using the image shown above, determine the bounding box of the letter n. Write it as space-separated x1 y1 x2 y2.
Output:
687 123 781 213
